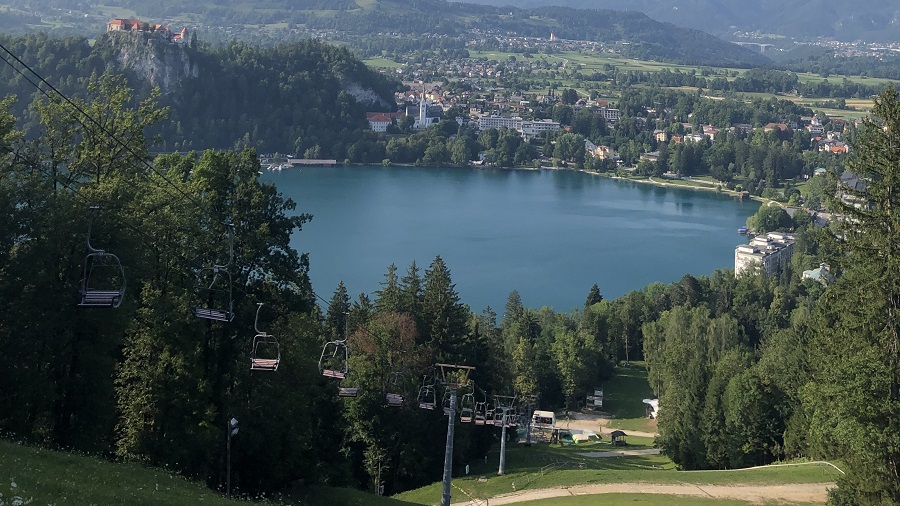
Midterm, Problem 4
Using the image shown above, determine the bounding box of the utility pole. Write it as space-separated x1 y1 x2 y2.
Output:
441 388 458 506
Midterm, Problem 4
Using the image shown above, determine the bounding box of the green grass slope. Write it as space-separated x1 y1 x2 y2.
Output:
0 440 413 506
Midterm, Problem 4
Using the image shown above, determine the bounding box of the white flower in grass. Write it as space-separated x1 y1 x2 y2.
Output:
8 483 14 489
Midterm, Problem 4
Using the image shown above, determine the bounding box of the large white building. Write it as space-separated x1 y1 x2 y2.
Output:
600 107 621 123
477 115 560 139
520 119 561 140
478 115 523 130
734 232 796 276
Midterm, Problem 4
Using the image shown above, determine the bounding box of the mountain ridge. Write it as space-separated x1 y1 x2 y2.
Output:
458 0 900 42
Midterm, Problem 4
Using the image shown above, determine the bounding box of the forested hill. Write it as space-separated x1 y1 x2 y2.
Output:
463 0 900 42
1 0 770 68
0 32 398 155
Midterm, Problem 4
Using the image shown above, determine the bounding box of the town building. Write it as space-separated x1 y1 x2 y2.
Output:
599 107 621 123
366 112 402 133
478 115 523 131
734 232 796 276
520 119 561 140
802 263 834 285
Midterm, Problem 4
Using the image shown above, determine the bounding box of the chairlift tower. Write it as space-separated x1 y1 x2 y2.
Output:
494 393 518 476
435 363 474 506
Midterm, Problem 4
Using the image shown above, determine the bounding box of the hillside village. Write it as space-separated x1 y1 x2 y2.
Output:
370 74 852 167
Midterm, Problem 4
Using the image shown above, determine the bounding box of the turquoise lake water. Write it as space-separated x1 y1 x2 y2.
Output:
263 166 759 312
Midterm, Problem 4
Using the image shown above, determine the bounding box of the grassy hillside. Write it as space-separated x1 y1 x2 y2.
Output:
394 363 841 505
0 440 413 506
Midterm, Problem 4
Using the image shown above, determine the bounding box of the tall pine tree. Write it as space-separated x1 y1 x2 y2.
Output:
803 86 900 503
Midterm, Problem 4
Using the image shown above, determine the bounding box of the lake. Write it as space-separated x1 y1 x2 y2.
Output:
264 166 759 312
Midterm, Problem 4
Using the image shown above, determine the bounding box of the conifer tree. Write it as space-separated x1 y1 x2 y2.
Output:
804 86 900 503
585 283 603 308
326 280 350 338
421 255 468 361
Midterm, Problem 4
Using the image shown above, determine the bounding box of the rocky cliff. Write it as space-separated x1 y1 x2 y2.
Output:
103 31 198 95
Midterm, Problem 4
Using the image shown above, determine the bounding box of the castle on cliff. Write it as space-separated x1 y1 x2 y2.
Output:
107 19 188 44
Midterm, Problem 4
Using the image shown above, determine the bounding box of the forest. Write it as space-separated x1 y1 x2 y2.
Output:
0 60 899 502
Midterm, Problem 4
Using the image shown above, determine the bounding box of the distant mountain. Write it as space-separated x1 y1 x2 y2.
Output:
79 0 771 67
0 0 770 68
459 0 900 42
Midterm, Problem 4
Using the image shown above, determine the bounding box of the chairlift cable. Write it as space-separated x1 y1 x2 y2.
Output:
0 41 207 211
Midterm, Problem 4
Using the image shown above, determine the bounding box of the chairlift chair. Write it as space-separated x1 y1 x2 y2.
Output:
417 384 437 410
386 393 404 407
78 206 126 309
250 303 280 371
192 223 234 322
459 392 476 423
386 371 404 407
339 385 359 398
319 340 349 379
474 402 487 426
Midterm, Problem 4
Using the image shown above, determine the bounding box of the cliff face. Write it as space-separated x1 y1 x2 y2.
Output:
103 32 198 95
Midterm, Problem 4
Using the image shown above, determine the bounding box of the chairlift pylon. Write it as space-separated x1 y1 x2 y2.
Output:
192 222 234 322
250 303 280 371
78 206 126 309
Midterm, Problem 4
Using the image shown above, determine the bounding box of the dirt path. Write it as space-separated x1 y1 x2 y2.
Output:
556 411 659 439
452 482 832 505
577 449 661 458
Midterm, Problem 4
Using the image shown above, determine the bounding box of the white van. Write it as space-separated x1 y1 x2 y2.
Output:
532 410 556 429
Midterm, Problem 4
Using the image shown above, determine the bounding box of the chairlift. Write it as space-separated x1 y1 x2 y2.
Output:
192 223 234 321
459 392 476 423
386 371 404 407
250 303 280 371
78 206 126 308
386 393 404 407
339 385 359 398
484 405 495 426
319 340 349 379
474 402 487 426
417 374 437 410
